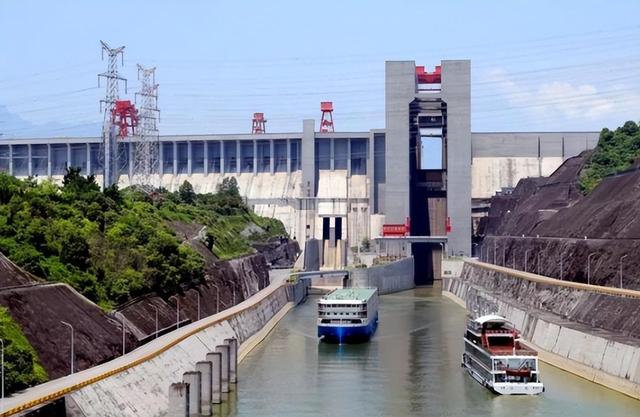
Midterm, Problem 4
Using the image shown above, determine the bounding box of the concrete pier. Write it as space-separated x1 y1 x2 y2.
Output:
224 338 238 383
167 382 189 417
215 345 230 393
205 352 222 404
182 371 201 417
195 361 213 415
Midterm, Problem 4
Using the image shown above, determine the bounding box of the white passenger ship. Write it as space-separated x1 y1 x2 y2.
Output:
462 314 544 395
317 288 378 344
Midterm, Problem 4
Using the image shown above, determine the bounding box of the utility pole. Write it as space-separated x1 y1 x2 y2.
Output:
151 305 159 338
132 64 160 191
587 253 597 285
98 41 127 189
121 317 127 355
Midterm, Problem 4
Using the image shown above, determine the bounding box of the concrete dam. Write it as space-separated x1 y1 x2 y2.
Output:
0 60 599 284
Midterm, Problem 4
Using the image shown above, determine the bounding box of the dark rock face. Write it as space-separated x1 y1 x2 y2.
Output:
252 237 300 267
0 249 270 385
119 253 270 340
0 284 133 380
481 152 640 288
459 263 640 339
483 153 588 237
0 253 40 288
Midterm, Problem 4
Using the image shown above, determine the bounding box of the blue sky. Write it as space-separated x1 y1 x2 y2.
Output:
0 0 638 137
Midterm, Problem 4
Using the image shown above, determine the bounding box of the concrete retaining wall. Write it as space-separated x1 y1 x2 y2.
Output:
443 262 640 399
66 284 296 417
348 257 414 294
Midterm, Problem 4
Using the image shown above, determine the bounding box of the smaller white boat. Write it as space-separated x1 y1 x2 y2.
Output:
462 314 544 395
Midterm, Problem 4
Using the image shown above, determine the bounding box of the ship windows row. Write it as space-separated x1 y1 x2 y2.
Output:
319 303 366 309
319 311 367 318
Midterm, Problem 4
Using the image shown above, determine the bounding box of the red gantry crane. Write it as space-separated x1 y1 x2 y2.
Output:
320 101 335 132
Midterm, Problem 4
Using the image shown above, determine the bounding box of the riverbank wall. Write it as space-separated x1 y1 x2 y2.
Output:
6 278 308 417
442 260 640 399
348 257 414 294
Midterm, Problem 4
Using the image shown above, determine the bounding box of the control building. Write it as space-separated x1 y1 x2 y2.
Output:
0 60 600 283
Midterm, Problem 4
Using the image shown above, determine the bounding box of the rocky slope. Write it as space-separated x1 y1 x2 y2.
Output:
480 152 640 288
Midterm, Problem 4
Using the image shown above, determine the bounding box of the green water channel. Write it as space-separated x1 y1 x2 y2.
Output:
221 287 639 417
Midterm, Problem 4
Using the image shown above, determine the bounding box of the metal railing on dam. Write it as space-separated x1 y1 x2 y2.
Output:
467 258 640 299
0 275 304 417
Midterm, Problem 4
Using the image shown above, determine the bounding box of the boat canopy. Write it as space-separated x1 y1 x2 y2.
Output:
473 314 507 325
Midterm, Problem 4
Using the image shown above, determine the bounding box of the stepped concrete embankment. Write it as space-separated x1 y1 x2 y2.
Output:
443 260 640 399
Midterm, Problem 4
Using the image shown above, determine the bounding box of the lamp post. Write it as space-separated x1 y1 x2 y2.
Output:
194 291 201 321
170 295 180 329
151 305 159 339
587 253 597 285
524 249 531 272
61 321 74 375
620 255 628 289
212 284 220 313
1 338 4 413
121 317 127 355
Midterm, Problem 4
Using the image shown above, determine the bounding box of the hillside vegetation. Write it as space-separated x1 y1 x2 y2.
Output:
0 307 48 392
0 172 285 308
579 120 640 193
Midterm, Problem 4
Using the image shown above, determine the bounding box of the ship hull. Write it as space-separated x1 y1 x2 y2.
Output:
318 313 378 344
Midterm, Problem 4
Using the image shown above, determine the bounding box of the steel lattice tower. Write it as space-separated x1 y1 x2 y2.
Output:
98 40 127 188
131 64 160 191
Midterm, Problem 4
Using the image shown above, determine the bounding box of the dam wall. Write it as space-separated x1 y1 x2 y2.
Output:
443 260 640 399
348 257 414 294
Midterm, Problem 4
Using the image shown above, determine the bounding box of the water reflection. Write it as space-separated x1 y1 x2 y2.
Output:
234 289 640 417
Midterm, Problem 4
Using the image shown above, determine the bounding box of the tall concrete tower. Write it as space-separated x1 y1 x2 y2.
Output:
384 60 471 282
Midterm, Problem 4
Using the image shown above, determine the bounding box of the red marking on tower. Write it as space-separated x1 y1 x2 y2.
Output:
112 100 138 137
252 112 266 134
382 217 411 237
416 65 441 84
320 101 335 132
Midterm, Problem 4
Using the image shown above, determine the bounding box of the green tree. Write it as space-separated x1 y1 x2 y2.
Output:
178 180 196 204
62 167 100 195
579 121 640 193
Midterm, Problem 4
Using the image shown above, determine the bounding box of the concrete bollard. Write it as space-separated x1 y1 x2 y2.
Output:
215 344 230 393
205 352 222 404
182 371 201 417
196 361 213 416
224 338 238 383
168 382 189 417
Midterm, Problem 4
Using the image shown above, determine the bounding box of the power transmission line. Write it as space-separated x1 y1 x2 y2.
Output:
131 64 160 191
98 40 127 188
